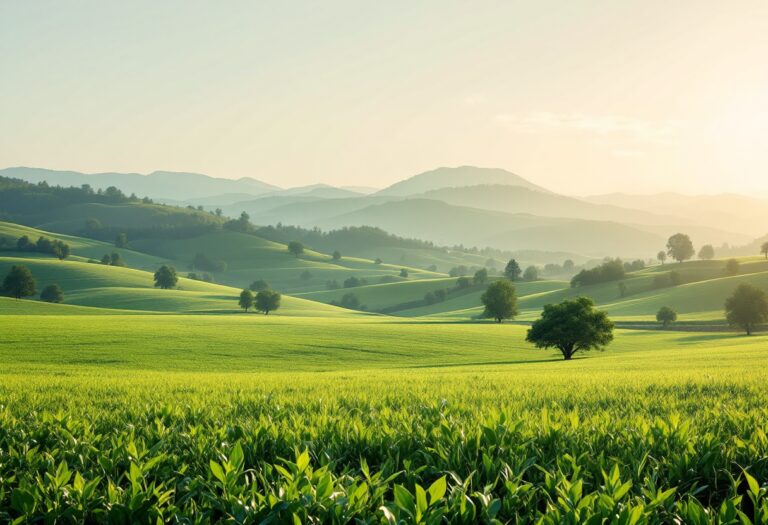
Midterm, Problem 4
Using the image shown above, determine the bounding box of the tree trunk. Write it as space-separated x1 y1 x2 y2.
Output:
746 324 752 336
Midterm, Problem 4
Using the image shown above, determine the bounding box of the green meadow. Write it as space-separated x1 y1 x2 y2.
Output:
2 221 768 522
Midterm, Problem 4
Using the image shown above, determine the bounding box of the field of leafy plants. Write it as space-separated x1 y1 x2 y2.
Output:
1 358 767 524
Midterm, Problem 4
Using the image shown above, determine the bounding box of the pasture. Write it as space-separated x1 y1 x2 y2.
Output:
1 311 767 522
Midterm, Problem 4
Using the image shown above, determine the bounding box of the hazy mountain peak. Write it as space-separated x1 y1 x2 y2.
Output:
376 166 550 196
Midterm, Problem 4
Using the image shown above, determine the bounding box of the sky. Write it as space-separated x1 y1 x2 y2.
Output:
1 0 768 195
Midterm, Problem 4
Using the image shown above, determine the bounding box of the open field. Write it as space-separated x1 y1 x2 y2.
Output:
2 220 768 521
1 313 767 522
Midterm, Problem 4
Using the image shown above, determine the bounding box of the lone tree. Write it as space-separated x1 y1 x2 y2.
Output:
523 265 539 281
698 244 715 260
2 265 36 299
473 268 488 285
761 241 768 259
287 241 304 258
481 280 518 323
656 306 677 328
153 265 178 289
725 258 740 275
40 284 64 303
725 283 768 335
115 233 128 248
256 289 281 315
332 250 341 261
399 268 409 278
52 240 70 260
666 233 695 263
238 289 254 312
526 297 614 360
657 251 667 265
504 259 522 281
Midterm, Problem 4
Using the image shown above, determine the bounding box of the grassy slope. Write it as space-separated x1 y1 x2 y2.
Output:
0 256 359 317
130 231 443 293
1 314 766 374
423 258 768 323
34 202 221 233
295 277 458 310
0 220 167 269
397 279 567 317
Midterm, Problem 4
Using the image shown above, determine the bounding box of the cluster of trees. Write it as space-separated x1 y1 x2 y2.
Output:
101 252 126 267
570 259 625 287
224 212 254 233
253 224 437 255
423 270 490 308
1 265 63 303
657 234 719 264
654 283 768 335
192 253 227 273
330 292 365 310
249 279 270 292
502 259 539 281
6 235 70 260
238 288 281 314
187 272 214 283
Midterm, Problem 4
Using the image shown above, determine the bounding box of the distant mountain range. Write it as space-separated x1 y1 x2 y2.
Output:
2 165 764 258
0 167 280 201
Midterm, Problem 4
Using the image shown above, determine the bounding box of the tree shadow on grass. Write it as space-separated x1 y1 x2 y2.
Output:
402 357 566 369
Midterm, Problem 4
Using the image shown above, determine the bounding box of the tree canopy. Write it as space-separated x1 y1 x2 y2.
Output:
255 290 281 315
40 283 64 303
115 233 128 248
656 306 677 327
523 265 539 281
2 265 36 299
153 265 178 289
725 283 768 335
570 259 625 287
504 259 522 281
666 233 695 263
481 280 518 323
287 241 304 257
698 244 715 260
526 297 614 360
238 289 254 312
249 279 269 292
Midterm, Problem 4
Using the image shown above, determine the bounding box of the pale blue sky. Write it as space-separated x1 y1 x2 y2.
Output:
2 1 767 194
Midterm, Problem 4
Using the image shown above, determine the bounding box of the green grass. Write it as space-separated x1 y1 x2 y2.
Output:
0 256 359 317
0 220 168 269
0 314 767 522
296 277 459 310
130 231 443 293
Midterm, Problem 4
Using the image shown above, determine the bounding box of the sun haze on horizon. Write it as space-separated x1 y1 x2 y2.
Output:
2 0 767 195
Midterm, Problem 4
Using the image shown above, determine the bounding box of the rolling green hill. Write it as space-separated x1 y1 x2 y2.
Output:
129 231 443 293
0 255 360 317
0 221 168 269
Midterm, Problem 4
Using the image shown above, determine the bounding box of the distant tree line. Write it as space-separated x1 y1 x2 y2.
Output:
570 259 625 287
2 235 71 260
